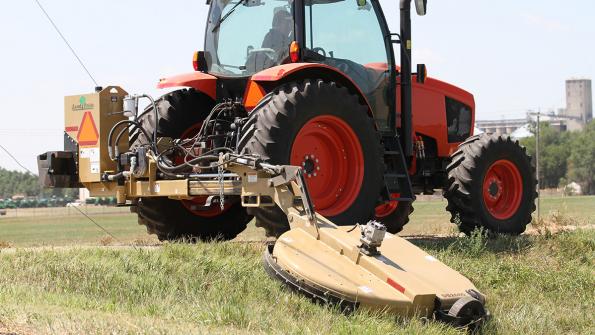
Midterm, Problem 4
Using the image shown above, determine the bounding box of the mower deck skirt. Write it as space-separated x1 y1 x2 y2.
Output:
265 224 485 319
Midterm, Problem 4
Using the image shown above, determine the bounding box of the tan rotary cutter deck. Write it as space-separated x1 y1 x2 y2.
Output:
233 163 488 326
268 227 480 315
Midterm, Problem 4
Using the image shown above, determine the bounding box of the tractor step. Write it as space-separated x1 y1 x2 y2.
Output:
382 137 415 202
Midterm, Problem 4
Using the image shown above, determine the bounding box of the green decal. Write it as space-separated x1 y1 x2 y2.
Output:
72 95 94 111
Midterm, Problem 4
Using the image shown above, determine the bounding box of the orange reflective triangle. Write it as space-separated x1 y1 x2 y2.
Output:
77 111 99 146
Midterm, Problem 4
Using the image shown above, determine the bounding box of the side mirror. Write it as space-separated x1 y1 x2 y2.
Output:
416 64 427 84
193 51 208 72
414 0 427 16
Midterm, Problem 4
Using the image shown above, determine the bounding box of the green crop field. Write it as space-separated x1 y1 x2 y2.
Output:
0 196 594 334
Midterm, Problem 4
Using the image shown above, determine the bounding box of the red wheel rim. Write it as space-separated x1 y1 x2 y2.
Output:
482 159 523 220
375 193 400 218
290 115 364 217
177 123 232 218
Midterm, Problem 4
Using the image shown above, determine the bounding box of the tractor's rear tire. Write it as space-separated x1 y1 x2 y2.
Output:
444 134 537 235
240 79 384 237
130 89 252 241
136 197 250 241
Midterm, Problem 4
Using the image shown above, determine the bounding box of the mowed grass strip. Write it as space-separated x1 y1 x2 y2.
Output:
401 195 595 235
0 207 150 247
0 230 593 335
1 196 593 247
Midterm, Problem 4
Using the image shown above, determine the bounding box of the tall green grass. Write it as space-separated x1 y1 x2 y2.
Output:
1 230 593 334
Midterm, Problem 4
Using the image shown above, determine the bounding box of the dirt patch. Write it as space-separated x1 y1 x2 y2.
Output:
0 320 35 335
99 236 114 246
525 223 595 236
525 211 595 236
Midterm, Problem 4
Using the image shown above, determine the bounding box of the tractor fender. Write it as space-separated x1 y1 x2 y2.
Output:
246 63 375 119
157 72 217 100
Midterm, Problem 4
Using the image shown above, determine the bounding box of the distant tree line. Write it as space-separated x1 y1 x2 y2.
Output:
520 120 594 194
0 168 77 199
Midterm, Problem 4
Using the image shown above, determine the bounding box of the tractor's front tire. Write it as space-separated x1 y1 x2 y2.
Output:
374 201 414 234
444 134 537 235
240 79 384 237
131 89 252 241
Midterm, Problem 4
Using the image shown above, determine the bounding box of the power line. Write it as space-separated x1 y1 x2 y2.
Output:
70 205 132 247
0 144 35 175
32 0 99 87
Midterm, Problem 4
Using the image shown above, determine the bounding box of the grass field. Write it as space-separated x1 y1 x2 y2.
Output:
1 196 594 247
0 196 594 334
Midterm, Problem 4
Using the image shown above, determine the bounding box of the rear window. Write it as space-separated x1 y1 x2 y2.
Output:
446 97 472 143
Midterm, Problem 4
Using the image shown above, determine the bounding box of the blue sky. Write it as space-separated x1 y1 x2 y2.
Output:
0 0 593 172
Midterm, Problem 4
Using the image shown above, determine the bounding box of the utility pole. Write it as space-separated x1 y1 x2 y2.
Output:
535 109 540 221
527 109 541 222
527 109 582 223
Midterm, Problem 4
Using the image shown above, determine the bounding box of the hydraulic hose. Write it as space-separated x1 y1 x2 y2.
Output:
108 120 151 161
140 94 159 155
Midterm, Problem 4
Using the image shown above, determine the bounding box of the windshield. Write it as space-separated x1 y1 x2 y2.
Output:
205 0 295 77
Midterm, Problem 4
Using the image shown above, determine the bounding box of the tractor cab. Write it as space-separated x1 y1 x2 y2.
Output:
204 0 394 129
205 0 295 76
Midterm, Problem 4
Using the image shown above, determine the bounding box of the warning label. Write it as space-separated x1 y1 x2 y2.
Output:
80 147 100 174
77 111 99 146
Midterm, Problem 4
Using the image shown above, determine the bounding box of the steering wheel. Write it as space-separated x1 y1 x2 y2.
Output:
336 62 350 74
210 63 235 75
312 47 327 58
248 47 277 57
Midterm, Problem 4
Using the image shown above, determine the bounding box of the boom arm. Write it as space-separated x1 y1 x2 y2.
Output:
221 155 320 236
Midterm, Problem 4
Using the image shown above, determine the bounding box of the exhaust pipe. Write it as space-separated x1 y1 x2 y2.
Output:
399 0 427 158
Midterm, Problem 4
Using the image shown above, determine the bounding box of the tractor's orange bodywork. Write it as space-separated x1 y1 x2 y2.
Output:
157 72 217 100
158 62 475 159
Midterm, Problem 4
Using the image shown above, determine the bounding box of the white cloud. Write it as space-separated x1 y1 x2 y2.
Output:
523 14 570 33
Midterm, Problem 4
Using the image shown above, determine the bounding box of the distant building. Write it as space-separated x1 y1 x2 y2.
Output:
564 79 592 131
510 124 533 139
476 78 592 136
475 118 527 136
475 115 566 138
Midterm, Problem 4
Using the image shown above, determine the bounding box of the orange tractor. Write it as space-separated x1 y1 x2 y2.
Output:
40 0 536 241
